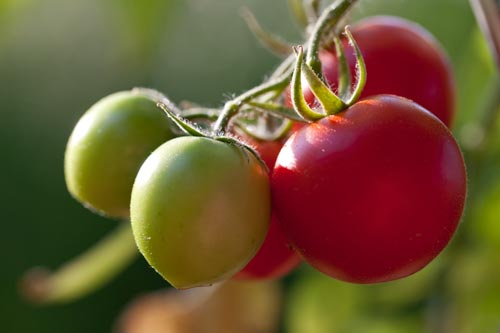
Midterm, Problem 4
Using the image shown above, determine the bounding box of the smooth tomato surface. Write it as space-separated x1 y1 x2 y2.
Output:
131 136 270 289
233 138 300 280
289 16 455 126
64 91 176 218
272 95 466 283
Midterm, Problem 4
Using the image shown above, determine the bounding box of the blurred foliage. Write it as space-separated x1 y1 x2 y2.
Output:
117 280 282 333
1 0 500 332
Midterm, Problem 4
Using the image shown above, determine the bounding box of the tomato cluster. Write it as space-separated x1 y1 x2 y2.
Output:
64 7 466 289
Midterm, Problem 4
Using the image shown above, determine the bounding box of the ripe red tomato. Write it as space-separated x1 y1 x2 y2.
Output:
233 137 301 280
287 16 455 126
272 95 466 283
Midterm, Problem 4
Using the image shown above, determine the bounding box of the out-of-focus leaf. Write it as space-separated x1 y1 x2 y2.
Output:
285 268 428 333
286 269 361 333
447 248 500 333
472 180 500 246
0 0 32 28
107 0 180 75
455 27 497 131
363 255 444 308
0 0 31 13
467 110 500 246
117 280 282 333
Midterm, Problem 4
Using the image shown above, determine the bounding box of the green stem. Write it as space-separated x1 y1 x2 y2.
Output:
158 103 207 137
132 87 183 114
241 7 292 57
304 0 321 25
270 53 296 80
20 223 138 304
291 46 325 121
216 136 269 172
181 107 221 121
288 0 309 29
301 57 346 114
344 26 367 105
247 101 307 122
334 35 351 100
212 67 293 133
306 0 357 77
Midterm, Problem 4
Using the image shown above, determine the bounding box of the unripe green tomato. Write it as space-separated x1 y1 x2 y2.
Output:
65 91 176 219
131 136 270 289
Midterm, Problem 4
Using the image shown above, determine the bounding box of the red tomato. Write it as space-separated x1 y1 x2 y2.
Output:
272 95 466 283
233 137 301 280
287 16 455 127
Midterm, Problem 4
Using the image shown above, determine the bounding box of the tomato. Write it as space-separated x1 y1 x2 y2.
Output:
233 138 301 280
287 16 455 126
130 136 271 289
272 95 466 283
65 91 177 219
233 213 301 280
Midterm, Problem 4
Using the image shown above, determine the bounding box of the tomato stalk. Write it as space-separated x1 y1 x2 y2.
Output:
344 26 367 105
288 0 321 30
213 0 360 133
291 26 366 119
181 107 221 121
21 223 137 304
235 111 294 141
157 102 207 137
284 0 364 121
306 0 357 79
332 35 351 99
247 101 305 122
305 0 321 24
291 46 328 120
288 0 309 29
300 46 347 113
212 67 294 133
240 7 292 57
132 87 183 114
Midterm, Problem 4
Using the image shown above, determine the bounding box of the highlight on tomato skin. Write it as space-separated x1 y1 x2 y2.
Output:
271 95 467 284
286 16 456 127
233 136 301 280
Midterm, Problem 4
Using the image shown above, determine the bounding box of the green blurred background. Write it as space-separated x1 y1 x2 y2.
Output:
1 0 499 332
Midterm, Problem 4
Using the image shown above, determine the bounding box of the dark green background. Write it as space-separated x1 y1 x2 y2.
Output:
1 0 498 332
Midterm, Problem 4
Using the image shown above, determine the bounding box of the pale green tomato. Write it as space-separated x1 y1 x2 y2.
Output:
131 136 270 289
65 91 176 219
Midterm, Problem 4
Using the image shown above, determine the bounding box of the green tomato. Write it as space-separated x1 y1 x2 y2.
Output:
131 136 270 289
65 90 176 219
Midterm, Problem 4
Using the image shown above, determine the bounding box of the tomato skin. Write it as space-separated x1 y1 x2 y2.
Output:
289 16 455 126
64 91 176 219
130 136 271 289
272 95 466 283
233 212 301 280
233 138 301 280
